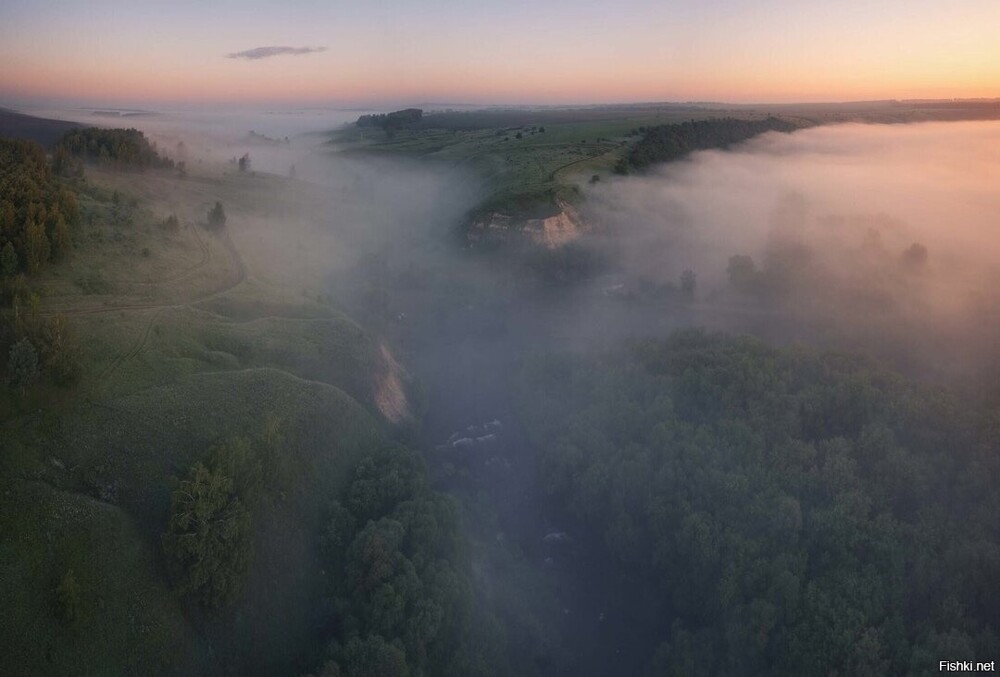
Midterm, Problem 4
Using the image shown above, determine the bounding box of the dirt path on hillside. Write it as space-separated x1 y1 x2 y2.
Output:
53 227 249 386
44 227 245 319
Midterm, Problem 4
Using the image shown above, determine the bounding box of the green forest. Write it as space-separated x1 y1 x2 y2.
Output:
620 117 798 172
356 109 424 131
161 432 493 676
0 138 78 276
0 137 83 392
312 445 500 676
54 127 175 172
516 330 999 675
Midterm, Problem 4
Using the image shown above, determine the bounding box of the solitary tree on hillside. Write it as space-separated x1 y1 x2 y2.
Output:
238 153 250 173
901 242 929 270
162 459 252 608
208 201 227 229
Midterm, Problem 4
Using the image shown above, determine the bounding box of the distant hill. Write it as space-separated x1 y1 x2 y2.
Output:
356 107 423 129
0 108 81 148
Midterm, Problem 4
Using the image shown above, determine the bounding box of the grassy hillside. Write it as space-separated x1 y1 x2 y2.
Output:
330 106 754 226
328 101 1000 246
0 476 205 675
0 156 410 674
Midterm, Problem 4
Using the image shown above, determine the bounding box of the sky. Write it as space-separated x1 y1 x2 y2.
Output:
1 0 998 108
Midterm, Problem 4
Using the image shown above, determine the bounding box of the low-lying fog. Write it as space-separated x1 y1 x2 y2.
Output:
23 105 368 174
581 121 1000 388
34 104 997 389
28 105 997 673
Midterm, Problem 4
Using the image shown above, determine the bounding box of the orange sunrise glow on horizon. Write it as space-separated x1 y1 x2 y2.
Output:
2 0 998 108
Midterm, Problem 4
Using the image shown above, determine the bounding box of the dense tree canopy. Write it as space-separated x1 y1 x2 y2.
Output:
316 445 489 677
55 127 174 171
517 330 1000 675
356 109 424 130
0 137 79 277
621 117 798 172
161 459 252 608
161 438 263 608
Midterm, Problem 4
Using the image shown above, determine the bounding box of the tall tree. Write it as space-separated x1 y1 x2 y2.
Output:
50 212 72 260
207 201 227 229
161 460 252 608
24 219 50 272
0 242 17 277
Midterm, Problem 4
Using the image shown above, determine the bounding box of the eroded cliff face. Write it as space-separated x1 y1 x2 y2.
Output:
374 342 410 424
525 200 585 249
467 199 586 249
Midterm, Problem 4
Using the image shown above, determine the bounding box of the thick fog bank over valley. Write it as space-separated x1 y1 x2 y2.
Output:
582 121 1000 386
2 103 999 676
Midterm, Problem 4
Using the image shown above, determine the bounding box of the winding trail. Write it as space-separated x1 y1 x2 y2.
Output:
47 226 249 388
93 307 166 381
44 227 244 319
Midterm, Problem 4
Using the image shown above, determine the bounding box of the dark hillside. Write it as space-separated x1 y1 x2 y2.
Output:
0 108 81 149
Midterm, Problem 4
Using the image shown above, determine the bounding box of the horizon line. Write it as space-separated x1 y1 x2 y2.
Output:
4 95 1000 116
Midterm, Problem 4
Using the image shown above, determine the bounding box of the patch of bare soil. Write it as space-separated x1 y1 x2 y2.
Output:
525 199 585 249
374 342 410 424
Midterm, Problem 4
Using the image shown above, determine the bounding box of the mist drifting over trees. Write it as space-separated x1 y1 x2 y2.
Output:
1 102 998 676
